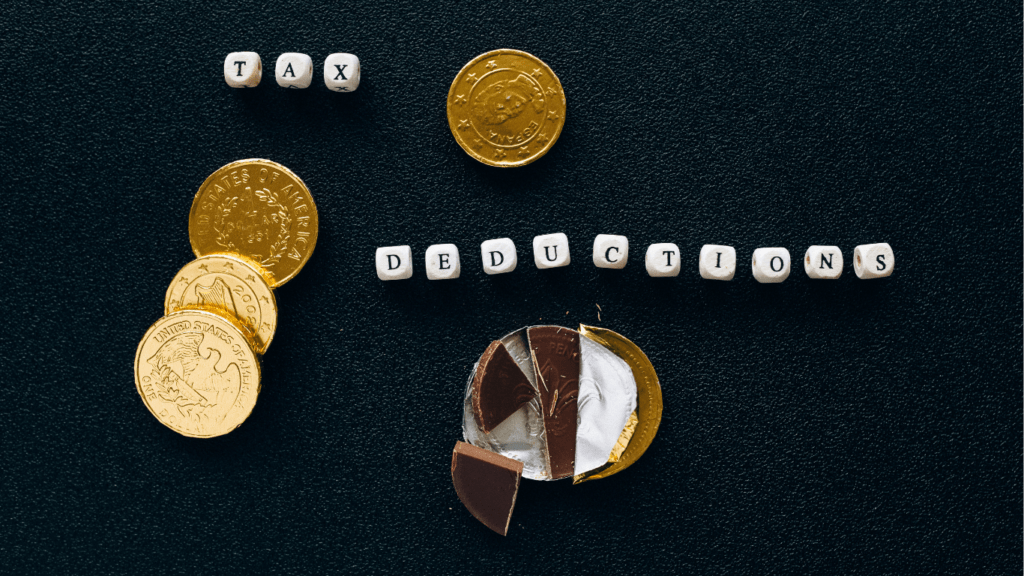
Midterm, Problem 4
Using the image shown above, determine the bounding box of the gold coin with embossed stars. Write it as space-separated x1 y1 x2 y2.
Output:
188 159 318 288
134 309 261 438
164 253 278 354
447 49 566 167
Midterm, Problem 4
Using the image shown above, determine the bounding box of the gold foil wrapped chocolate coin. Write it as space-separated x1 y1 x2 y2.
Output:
134 309 261 438
188 159 318 287
164 253 278 354
454 325 661 534
458 327 659 479
447 49 566 167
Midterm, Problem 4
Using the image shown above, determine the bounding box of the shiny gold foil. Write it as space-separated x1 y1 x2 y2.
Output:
164 253 278 354
606 411 638 464
447 49 566 168
188 159 318 288
134 309 261 438
574 325 662 484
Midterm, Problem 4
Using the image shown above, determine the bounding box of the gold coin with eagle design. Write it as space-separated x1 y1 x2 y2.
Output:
135 309 261 438
188 159 318 287
447 50 566 167
164 253 278 354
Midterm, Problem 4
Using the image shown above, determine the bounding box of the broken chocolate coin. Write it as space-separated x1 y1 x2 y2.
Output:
472 340 536 434
527 326 581 480
462 325 641 481
451 441 523 536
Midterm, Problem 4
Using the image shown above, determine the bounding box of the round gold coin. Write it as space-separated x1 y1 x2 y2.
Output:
164 253 278 354
188 159 318 287
447 49 566 167
134 309 262 438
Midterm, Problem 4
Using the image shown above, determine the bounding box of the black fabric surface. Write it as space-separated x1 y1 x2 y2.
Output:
1 1 1021 574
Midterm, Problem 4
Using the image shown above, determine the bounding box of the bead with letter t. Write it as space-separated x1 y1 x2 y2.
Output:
324 53 361 92
224 52 261 88
646 243 681 277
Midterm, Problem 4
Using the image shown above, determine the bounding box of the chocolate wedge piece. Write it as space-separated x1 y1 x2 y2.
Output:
527 326 581 479
472 340 536 433
451 441 524 536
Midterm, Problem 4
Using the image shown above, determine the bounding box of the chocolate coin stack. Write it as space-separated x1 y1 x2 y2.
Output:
133 159 318 438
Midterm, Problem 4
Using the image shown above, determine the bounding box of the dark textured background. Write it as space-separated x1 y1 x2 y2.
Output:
1 1 1020 574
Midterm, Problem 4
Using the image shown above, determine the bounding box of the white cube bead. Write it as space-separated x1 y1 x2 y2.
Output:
593 234 629 269
224 52 262 88
376 245 413 281
804 246 844 279
324 53 361 92
853 243 894 279
698 245 736 281
645 243 681 277
751 247 791 283
533 233 570 269
425 244 461 280
276 53 313 89
480 238 517 275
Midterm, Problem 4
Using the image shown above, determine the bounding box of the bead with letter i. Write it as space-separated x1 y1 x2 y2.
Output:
699 245 736 281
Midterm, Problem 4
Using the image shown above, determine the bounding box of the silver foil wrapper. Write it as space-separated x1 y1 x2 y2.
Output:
575 334 638 475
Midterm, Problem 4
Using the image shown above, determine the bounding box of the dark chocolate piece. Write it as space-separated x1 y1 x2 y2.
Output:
472 340 536 433
527 326 580 480
451 441 523 536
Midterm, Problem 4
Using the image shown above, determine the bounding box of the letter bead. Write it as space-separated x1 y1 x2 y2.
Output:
593 234 629 269
276 53 313 89
645 243 681 277
699 245 736 281
376 245 413 281
751 247 791 283
533 233 570 269
480 238 517 275
324 53 361 92
804 246 843 279
853 243 894 279
224 52 262 88
426 244 461 280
